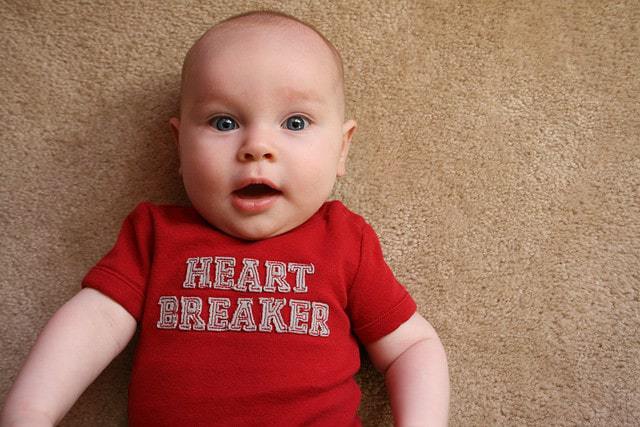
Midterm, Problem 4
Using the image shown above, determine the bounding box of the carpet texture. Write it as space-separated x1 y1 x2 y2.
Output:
1 1 639 425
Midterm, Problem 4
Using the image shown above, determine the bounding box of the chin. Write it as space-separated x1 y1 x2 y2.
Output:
231 230 270 241
229 216 310 241
223 222 284 241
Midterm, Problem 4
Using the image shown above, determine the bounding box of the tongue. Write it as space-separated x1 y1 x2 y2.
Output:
235 184 280 198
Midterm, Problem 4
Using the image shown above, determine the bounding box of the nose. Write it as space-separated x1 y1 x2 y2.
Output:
237 129 276 162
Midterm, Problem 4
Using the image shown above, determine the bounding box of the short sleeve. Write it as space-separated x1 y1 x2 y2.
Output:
348 222 417 344
81 203 154 321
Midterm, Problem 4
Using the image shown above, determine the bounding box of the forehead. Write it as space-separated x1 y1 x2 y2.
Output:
182 22 342 104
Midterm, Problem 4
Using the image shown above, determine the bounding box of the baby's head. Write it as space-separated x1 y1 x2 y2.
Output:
170 11 356 241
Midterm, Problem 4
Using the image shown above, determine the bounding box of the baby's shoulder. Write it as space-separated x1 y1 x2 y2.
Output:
319 200 370 237
124 201 204 229
133 201 195 216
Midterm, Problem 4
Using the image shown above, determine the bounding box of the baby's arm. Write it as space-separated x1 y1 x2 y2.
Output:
366 313 449 427
1 288 136 427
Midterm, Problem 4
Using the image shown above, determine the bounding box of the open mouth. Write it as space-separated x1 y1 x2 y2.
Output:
233 183 282 199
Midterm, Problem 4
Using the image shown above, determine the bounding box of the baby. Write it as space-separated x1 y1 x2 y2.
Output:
1 11 449 427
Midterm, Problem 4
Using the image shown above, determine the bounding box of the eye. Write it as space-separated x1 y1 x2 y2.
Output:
211 116 238 131
283 115 309 131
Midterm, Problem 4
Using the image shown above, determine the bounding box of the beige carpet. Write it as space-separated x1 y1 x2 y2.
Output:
2 1 639 425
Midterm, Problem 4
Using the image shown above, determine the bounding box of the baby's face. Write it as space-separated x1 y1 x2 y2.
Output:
171 23 355 240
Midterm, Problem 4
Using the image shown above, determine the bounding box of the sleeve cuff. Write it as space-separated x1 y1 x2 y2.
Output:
354 293 417 344
81 265 145 321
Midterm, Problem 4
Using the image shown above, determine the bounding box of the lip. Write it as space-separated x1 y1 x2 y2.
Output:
231 178 282 214
233 177 281 193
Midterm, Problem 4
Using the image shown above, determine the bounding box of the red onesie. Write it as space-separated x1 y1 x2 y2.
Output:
82 201 416 426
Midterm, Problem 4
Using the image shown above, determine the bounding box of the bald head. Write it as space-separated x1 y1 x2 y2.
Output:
179 11 345 116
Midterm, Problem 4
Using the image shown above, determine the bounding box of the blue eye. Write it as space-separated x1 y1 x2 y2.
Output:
211 116 238 131
283 116 309 131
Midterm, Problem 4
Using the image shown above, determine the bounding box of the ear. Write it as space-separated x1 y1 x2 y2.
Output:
169 117 182 175
169 116 181 145
337 119 357 177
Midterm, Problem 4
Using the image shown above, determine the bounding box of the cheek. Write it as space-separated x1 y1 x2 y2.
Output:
180 153 227 193
294 129 343 162
286 152 340 195
180 138 233 179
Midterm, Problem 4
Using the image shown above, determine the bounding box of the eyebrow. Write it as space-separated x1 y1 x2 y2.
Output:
280 86 327 106
188 85 328 112
188 91 238 110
